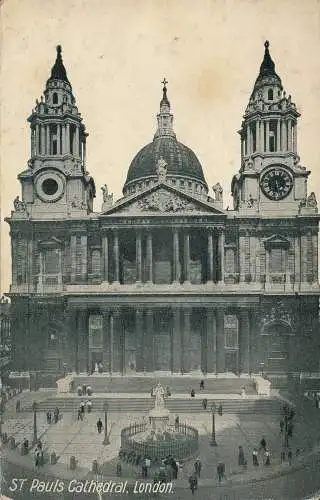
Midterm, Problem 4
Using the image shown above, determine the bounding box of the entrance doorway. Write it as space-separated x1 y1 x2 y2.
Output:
225 351 238 374
262 321 291 373
90 351 103 373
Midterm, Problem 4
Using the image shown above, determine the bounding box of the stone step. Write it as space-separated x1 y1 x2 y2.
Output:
23 397 283 414
73 376 256 394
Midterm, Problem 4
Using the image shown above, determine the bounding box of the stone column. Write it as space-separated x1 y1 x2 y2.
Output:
102 234 109 282
293 123 297 153
66 308 78 372
146 232 153 283
113 231 120 284
135 309 144 371
66 123 70 154
77 309 88 373
172 308 181 372
285 248 290 286
80 235 87 282
144 310 154 372
239 310 250 374
255 120 259 152
312 231 318 283
112 308 122 373
70 235 77 283
277 119 281 151
288 119 292 152
281 119 287 151
75 126 80 157
265 121 270 152
57 248 62 285
183 232 190 283
46 125 50 155
218 229 225 284
38 251 44 287
172 228 180 283
246 124 250 155
102 310 111 373
61 124 66 154
294 234 301 288
207 231 214 282
83 139 87 167
260 121 265 152
265 248 270 286
136 230 142 283
41 125 46 155
57 124 61 155
216 309 225 373
182 308 191 373
249 311 258 373
206 309 217 373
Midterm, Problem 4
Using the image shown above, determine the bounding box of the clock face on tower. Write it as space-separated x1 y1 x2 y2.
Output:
260 167 293 200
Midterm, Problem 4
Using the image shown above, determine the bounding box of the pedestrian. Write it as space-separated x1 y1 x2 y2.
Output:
238 445 245 466
218 404 223 416
200 379 204 390
142 462 147 478
96 418 103 434
116 462 122 477
34 449 41 467
188 473 198 494
191 388 195 397
22 438 29 455
15 399 21 412
46 411 52 424
194 458 202 477
80 400 85 414
86 400 92 413
252 448 259 467
264 449 271 466
288 449 293 465
53 407 59 423
77 409 83 421
280 420 284 433
260 437 266 452
202 398 207 410
175 415 179 429
77 385 82 396
217 463 225 483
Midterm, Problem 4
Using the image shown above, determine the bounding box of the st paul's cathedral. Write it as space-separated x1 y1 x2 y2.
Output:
6 42 320 377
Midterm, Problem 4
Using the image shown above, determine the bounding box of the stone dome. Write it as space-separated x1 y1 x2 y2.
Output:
122 82 208 196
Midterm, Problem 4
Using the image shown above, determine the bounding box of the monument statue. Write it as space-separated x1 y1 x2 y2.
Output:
153 382 165 410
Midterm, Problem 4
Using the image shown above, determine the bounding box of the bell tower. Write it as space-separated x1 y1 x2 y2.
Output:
231 41 315 215
18 45 95 218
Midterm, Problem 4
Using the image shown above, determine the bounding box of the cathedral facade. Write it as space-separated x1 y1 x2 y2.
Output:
6 42 320 377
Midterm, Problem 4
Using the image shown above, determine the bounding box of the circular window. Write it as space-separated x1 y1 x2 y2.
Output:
42 178 59 196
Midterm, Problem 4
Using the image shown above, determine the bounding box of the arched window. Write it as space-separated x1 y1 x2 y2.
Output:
268 89 273 100
52 92 58 104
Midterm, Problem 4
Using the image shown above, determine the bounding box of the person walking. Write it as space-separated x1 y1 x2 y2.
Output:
217 463 225 483
238 445 245 466
188 473 198 494
260 437 266 452
86 400 92 413
200 379 204 390
77 408 83 421
264 449 271 466
194 458 202 478
96 418 103 434
252 448 259 467
80 400 85 414
54 407 59 423
202 398 207 410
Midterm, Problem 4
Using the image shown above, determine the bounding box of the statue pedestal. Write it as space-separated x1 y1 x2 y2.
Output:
149 407 170 433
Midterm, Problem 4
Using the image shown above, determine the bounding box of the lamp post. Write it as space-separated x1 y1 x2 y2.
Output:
32 401 37 445
210 403 217 446
103 401 110 445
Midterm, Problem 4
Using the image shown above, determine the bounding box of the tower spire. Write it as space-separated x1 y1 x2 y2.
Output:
259 40 276 77
48 45 70 85
154 78 176 139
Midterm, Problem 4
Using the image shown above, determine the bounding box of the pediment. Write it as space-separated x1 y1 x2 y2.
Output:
264 234 290 249
101 183 225 216
38 236 62 248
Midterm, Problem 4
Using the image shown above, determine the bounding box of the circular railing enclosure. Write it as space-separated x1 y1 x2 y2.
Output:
120 422 198 463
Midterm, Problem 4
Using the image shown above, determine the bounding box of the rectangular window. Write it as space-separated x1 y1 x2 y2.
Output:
270 248 285 273
89 314 103 349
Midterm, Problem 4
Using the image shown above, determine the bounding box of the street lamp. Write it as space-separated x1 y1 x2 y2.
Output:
103 401 110 445
210 403 217 446
32 401 37 445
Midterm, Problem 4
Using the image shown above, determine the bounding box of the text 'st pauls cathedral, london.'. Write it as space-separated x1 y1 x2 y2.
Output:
6 42 320 377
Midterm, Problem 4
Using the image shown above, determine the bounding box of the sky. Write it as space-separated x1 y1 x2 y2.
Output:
1 0 320 293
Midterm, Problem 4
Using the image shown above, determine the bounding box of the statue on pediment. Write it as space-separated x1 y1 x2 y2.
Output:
13 196 27 212
71 196 87 210
212 183 223 202
101 184 113 209
156 157 167 182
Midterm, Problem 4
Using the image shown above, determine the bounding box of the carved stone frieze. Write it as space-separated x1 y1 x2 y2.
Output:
119 189 207 213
